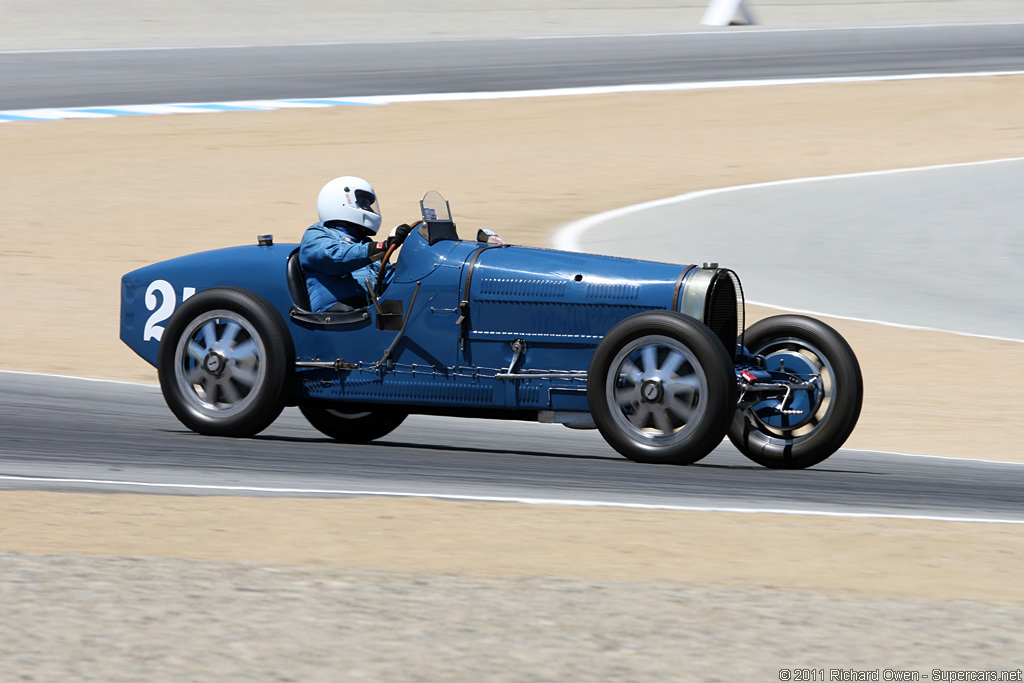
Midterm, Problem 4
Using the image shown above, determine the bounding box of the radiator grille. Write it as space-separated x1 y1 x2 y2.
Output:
704 271 743 359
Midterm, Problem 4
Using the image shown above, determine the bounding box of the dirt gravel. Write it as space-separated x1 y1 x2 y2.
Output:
4 551 1022 682
2 494 1022 680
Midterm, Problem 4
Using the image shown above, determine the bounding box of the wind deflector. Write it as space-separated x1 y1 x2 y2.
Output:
418 190 459 245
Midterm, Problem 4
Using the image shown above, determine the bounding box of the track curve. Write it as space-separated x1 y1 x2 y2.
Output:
558 158 1024 342
1 373 1020 522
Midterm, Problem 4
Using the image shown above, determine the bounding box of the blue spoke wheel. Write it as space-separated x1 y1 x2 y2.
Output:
729 315 862 469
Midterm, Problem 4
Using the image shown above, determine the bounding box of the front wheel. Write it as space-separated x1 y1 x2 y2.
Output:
158 287 293 437
299 405 408 443
588 311 736 465
728 315 863 469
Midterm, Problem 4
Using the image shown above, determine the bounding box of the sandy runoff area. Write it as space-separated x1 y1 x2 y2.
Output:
2 75 1022 460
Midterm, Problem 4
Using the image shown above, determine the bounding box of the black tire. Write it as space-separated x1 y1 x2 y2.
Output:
299 405 408 443
588 311 736 465
728 315 862 469
158 287 293 437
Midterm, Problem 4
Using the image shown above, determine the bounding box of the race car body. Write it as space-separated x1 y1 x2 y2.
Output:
120 191 862 468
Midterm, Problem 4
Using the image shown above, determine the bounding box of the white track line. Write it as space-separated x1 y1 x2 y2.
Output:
3 71 1024 123
0 474 1020 525
553 156 1024 344
843 448 1024 467
743 299 1024 344
0 368 158 388
356 71 1024 103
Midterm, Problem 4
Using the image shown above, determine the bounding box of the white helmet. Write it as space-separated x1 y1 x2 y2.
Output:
316 176 382 236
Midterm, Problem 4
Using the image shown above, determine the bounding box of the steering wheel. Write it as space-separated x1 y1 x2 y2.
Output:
376 220 423 298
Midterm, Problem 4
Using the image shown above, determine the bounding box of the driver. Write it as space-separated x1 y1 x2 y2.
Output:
299 176 412 312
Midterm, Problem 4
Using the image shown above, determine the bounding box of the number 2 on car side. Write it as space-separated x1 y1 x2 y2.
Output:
143 279 196 342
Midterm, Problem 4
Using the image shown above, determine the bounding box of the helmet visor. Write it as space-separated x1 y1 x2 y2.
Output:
354 189 379 215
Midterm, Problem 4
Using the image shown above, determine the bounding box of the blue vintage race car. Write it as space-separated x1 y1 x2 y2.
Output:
120 192 862 468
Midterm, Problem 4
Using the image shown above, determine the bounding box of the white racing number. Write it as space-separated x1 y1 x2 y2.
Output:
143 280 196 342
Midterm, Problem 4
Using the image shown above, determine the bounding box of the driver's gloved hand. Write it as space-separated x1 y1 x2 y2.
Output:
390 223 413 245
368 224 413 261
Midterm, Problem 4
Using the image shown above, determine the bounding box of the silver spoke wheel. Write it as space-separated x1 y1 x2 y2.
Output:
159 288 292 438
172 309 268 420
588 312 735 465
607 335 709 448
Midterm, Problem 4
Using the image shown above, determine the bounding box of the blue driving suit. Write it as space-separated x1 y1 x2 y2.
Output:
299 220 380 312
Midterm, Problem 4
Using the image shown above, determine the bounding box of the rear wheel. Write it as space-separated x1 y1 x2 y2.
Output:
588 312 735 465
299 405 408 443
158 288 293 437
728 315 862 469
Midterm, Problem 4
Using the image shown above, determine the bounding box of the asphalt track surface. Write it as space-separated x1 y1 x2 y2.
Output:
1 373 1021 522
2 23 1023 109
565 159 1024 341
